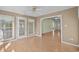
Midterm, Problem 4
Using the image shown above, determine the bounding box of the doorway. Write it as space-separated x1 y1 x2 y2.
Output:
41 15 62 51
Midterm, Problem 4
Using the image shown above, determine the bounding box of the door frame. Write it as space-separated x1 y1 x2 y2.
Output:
40 15 63 41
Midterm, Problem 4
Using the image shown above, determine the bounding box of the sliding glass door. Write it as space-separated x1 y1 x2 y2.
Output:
0 15 14 41
0 15 35 41
15 17 35 39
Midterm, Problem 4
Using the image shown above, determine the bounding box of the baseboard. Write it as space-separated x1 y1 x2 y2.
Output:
42 31 52 34
62 41 79 47
27 34 35 37
35 34 42 37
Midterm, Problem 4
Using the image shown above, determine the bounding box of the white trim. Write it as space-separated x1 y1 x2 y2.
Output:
42 30 52 34
40 18 42 37
25 17 28 36
62 41 79 47
27 34 36 37
15 17 19 39
59 15 63 43
35 34 42 37
12 19 15 40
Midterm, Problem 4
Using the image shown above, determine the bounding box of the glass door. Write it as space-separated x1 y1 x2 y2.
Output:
19 19 25 36
28 19 35 36
16 17 27 39
0 15 14 41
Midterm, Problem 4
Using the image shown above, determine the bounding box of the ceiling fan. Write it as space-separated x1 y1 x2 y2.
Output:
31 6 42 12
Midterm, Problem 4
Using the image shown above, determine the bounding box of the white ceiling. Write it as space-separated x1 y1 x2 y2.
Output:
0 6 74 17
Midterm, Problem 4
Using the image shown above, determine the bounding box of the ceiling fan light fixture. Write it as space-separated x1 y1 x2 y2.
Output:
32 6 37 12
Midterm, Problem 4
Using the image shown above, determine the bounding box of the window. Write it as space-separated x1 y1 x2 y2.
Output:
0 15 14 41
0 15 35 41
